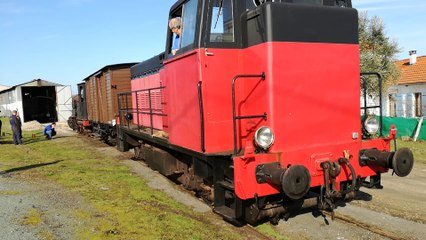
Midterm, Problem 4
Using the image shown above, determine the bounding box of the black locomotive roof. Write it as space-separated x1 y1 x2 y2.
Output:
169 0 186 15
131 53 165 79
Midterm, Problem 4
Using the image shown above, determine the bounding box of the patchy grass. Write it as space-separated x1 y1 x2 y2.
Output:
21 208 43 226
0 190 21 195
2 116 425 239
256 224 288 240
397 139 426 165
0 118 265 239
37 230 55 240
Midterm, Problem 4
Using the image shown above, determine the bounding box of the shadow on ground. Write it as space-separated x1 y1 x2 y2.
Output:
0 160 63 175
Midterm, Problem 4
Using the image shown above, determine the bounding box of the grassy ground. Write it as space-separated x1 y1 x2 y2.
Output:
1 117 424 239
397 139 426 164
0 117 283 240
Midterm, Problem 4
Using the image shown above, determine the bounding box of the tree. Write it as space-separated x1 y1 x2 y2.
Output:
359 12 400 96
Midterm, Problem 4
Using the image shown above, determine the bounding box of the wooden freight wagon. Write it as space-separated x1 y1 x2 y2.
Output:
83 63 137 141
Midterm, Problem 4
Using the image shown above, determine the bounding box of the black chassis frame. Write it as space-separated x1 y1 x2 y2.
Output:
91 121 117 142
116 124 248 223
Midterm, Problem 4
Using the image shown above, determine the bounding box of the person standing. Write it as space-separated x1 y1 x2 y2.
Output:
16 111 23 139
10 110 23 145
0 110 3 137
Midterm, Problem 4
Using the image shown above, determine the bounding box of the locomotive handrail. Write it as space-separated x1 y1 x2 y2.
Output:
198 81 206 152
232 72 266 155
360 72 383 136
117 86 166 135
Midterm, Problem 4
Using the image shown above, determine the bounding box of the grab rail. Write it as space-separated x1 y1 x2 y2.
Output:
232 72 267 155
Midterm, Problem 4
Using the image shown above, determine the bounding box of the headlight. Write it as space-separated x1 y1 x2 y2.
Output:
254 126 275 150
125 113 133 121
364 116 379 135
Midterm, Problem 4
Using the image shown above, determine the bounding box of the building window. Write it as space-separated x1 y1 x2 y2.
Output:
415 92 422 117
389 94 397 117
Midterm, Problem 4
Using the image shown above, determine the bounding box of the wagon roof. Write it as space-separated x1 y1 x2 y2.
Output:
82 62 139 81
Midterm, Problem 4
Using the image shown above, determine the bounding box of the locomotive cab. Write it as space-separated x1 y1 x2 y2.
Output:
117 0 414 225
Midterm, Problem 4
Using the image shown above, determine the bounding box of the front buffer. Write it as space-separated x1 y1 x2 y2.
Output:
233 140 414 224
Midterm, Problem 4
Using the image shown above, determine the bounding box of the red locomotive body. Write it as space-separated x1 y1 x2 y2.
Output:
117 0 414 225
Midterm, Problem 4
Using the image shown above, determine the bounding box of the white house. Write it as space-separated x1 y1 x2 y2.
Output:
384 51 426 118
0 79 72 123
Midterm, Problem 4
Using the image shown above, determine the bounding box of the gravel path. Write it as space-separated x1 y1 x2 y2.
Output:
274 164 426 240
2 126 425 239
0 175 86 240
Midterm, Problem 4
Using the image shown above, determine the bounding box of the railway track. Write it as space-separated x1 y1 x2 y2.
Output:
327 211 405 240
274 202 425 240
97 136 426 240
124 156 426 240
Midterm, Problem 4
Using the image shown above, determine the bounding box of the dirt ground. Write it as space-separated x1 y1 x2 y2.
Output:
274 163 426 240
0 174 89 240
2 125 425 239
75 129 426 239
2 126 271 240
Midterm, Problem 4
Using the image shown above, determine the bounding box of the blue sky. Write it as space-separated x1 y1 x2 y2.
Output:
353 0 426 59
0 0 425 93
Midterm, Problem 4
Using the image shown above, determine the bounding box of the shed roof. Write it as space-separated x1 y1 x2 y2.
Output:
0 79 65 94
0 85 9 91
395 56 426 84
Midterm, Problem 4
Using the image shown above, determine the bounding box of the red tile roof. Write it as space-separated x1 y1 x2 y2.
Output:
395 56 426 84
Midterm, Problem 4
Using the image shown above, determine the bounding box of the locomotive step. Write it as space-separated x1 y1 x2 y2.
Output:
213 206 243 226
217 180 235 191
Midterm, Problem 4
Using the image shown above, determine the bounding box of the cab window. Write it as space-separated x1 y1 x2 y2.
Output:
210 0 234 43
180 0 198 48
167 0 198 57
291 0 323 5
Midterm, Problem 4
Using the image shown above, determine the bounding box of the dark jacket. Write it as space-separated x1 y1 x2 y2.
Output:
10 115 21 131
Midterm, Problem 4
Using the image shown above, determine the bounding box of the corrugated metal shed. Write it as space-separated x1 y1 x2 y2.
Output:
0 79 72 123
0 85 9 91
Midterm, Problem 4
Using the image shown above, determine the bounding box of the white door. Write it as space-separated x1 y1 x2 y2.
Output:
56 86 73 122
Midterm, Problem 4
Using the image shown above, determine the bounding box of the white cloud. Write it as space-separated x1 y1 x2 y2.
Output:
357 4 426 12
354 0 399 4
0 2 35 14
59 0 94 7
354 0 426 11
38 34 59 41
1 21 15 28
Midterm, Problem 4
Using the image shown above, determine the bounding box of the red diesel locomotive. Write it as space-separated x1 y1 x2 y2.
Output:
116 0 414 225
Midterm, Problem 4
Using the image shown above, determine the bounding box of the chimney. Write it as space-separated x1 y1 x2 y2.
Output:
409 50 417 65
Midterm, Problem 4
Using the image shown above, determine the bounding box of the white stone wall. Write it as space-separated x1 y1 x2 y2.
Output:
0 87 24 118
385 84 426 117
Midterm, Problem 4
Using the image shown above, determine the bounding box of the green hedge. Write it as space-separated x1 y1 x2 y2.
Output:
380 116 426 140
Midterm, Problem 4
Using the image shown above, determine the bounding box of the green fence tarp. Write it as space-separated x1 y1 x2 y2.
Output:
381 116 426 140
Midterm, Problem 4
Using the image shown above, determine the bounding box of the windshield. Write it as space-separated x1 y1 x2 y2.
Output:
210 0 235 43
